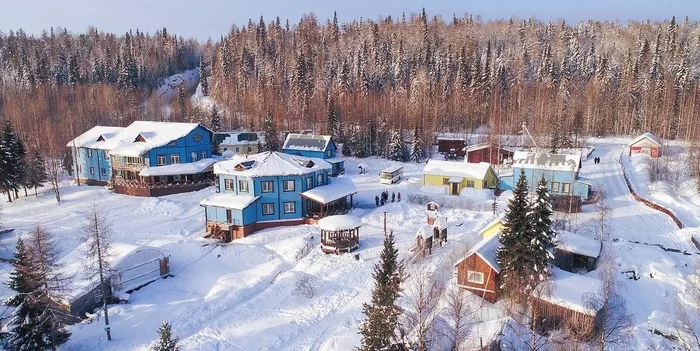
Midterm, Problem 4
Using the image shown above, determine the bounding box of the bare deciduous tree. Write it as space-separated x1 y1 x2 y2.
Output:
403 266 443 351
593 188 611 242
672 264 700 350
81 203 114 341
586 252 632 350
442 285 476 351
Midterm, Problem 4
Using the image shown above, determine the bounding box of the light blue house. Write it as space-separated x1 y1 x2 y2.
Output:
282 133 345 176
200 151 357 242
67 126 125 185
105 121 214 196
499 151 591 200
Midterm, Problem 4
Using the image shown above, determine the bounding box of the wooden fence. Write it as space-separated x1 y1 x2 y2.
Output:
618 157 683 229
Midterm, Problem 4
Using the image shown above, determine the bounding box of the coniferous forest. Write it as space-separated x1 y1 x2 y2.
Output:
2 11 700 156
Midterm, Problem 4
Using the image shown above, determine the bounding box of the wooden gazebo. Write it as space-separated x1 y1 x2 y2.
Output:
318 215 362 254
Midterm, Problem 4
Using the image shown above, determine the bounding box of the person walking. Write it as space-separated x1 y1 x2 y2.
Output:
375 195 380 207
397 192 401 202
391 192 395 203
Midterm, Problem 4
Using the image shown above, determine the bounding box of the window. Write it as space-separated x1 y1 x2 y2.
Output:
326 149 332 157
225 179 235 190
283 180 295 192
466 180 475 188
173 175 181 182
170 154 180 164
262 203 275 215
89 167 95 175
235 147 240 153
261 181 274 193
191 151 198 162
87 149 93 158
247 146 252 152
306 177 313 189
157 154 166 166
552 182 560 193
467 271 485 284
168 141 177 147
317 174 324 185
442 178 450 185
201 151 207 159
101 168 106 176
562 183 571 194
104 151 109 159
194 134 203 142
284 202 296 214
239 180 249 193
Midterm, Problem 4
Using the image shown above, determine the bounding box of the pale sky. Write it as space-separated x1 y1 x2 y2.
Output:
1 0 697 41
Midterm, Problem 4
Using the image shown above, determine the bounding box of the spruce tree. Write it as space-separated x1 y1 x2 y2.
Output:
0 122 25 202
359 231 406 350
387 130 406 161
6 239 43 350
496 169 535 301
152 320 180 351
210 105 221 133
409 125 423 163
199 55 209 96
326 98 340 140
529 177 555 278
262 112 280 152
24 148 47 196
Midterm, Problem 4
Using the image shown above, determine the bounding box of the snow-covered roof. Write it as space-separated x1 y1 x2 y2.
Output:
447 176 464 183
381 165 404 173
282 133 332 152
464 142 514 153
318 215 362 231
434 216 448 230
628 132 662 147
60 243 167 300
511 151 581 172
200 194 259 210
454 233 503 273
534 268 602 316
139 158 216 176
301 177 357 204
416 224 434 239
556 231 601 258
478 213 507 236
219 132 264 146
109 121 208 157
214 151 331 177
423 160 493 180
66 126 125 150
437 137 465 141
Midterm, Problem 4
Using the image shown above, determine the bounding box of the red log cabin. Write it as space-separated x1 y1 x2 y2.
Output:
454 234 502 303
464 142 514 165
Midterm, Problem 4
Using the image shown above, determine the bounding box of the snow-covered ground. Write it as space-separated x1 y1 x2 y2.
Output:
2 138 699 350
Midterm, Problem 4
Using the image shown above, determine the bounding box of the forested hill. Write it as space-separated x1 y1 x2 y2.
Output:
3 12 700 156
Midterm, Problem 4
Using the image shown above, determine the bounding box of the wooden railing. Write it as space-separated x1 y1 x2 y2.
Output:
618 156 683 229
113 178 214 189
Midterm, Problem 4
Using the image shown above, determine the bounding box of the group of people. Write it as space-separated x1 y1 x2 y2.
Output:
375 190 401 206
593 156 602 164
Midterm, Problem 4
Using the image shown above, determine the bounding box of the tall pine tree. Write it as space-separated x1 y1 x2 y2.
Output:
387 130 406 161
409 125 423 163
210 105 221 132
262 112 280 152
529 177 555 278
326 98 340 141
359 231 406 350
24 148 47 197
496 169 535 301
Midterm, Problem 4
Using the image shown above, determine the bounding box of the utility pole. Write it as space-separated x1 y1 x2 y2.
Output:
383 211 387 235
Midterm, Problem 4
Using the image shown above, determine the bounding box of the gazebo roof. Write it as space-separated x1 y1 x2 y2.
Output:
318 215 362 231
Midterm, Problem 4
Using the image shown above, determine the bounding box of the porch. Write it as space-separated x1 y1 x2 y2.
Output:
300 177 357 220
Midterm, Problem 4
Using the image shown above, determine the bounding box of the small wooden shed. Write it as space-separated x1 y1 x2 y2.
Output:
531 269 602 340
318 215 362 254
437 137 466 155
554 231 602 273
628 132 662 158
454 234 502 303
464 142 514 165
415 224 435 258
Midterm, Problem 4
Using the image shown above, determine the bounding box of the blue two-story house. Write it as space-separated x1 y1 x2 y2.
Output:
67 126 125 185
282 133 345 176
200 151 357 242
499 151 591 200
107 121 215 196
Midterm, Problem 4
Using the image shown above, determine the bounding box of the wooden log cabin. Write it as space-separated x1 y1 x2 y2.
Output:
454 234 502 303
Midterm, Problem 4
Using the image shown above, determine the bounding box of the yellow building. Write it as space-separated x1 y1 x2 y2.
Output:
478 213 507 239
423 160 498 195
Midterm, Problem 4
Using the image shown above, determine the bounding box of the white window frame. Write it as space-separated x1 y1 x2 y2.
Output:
306 177 313 189
562 183 571 194
239 180 249 193
225 179 235 190
466 180 475 188
201 151 207 159
157 154 166 166
87 149 93 158
467 271 485 284
101 168 106 176
317 173 324 186
552 182 560 193
261 181 274 193
89 166 95 175
170 153 180 164
193 134 203 142
283 180 295 192
262 203 274 215
284 202 296 214
191 151 198 162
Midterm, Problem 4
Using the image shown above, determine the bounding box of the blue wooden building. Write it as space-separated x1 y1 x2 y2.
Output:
67 126 125 185
106 121 215 196
499 151 591 200
200 151 357 241
282 133 345 176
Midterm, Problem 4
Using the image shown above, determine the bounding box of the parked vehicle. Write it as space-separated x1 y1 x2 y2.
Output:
379 165 404 184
